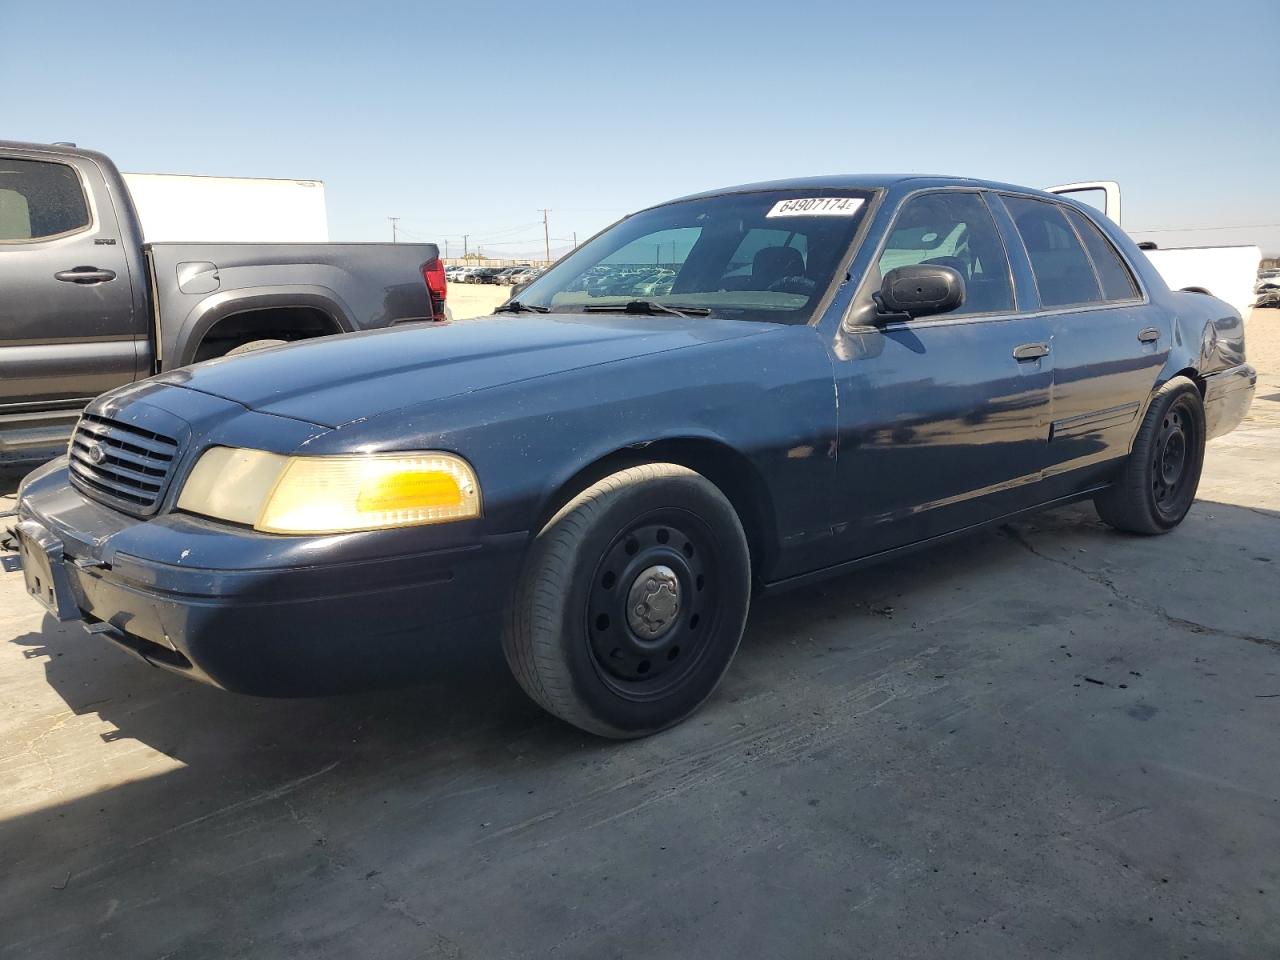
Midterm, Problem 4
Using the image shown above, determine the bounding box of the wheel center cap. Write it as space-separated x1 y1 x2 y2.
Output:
626 565 681 639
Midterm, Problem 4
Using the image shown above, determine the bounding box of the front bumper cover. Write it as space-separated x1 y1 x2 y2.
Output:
9 462 526 696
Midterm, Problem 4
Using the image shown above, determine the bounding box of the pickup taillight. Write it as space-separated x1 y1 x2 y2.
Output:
423 257 447 320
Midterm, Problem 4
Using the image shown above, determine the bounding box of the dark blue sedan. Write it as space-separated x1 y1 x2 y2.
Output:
9 175 1257 737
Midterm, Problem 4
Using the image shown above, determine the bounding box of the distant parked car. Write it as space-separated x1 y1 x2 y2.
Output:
508 267 542 285
493 267 528 285
471 267 504 284
1256 275 1280 308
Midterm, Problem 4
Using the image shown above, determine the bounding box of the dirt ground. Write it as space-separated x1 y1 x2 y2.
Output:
1 311 1277 959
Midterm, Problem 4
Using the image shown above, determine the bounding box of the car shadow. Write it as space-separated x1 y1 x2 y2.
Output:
6 504 1089 779
8 495 1278 775
1 465 27 500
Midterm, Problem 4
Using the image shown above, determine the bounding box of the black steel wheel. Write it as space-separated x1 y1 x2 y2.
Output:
503 463 751 738
1095 376 1205 534
587 515 719 697
1151 402 1192 521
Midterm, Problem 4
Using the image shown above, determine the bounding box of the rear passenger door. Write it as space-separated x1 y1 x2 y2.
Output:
998 195 1166 483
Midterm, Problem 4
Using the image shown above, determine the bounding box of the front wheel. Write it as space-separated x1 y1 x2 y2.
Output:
1094 376 1206 534
503 463 751 738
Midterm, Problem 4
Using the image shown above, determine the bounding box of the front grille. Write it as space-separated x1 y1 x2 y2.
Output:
68 413 180 515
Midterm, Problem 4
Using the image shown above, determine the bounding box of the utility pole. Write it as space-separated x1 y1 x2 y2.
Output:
539 209 551 265
463 234 469 258
388 217 399 243
444 239 450 259
573 231 577 249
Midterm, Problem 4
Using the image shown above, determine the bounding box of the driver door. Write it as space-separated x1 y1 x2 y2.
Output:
829 190 1053 560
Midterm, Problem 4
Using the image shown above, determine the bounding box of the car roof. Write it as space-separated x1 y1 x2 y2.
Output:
660 174 1062 207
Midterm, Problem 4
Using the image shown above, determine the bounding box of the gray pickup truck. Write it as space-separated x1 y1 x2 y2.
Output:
0 141 446 464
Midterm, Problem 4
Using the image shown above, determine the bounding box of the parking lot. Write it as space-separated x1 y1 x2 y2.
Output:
1 311 1277 958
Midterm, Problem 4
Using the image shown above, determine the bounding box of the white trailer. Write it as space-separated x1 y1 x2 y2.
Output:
1047 181 1260 319
121 172 329 243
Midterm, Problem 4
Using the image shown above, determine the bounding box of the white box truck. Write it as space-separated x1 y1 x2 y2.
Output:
121 172 329 243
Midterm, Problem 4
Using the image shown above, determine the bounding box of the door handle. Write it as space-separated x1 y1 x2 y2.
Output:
1137 327 1160 343
1012 342 1050 361
55 267 116 284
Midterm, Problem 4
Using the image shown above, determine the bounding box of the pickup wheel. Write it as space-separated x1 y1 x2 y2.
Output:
222 338 289 357
1094 376 1205 534
503 463 751 739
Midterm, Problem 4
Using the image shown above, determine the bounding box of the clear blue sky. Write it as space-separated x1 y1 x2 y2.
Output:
4 0 1278 256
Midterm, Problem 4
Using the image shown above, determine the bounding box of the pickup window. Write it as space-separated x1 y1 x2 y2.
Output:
0 158 90 242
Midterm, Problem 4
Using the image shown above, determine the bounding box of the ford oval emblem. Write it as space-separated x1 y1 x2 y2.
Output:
85 441 107 465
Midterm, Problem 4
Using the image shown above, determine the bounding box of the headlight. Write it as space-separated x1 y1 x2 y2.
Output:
176 448 481 534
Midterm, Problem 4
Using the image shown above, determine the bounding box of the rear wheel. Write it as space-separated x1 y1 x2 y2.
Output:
1094 377 1205 534
503 463 751 738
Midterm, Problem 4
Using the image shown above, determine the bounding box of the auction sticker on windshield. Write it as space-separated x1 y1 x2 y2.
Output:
766 197 865 218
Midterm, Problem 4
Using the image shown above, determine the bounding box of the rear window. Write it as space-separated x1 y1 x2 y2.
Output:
0 158 90 241
1062 207 1140 302
1004 196 1102 308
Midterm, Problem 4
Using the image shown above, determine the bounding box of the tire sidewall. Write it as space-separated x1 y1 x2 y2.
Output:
224 338 289 357
1137 381 1206 531
549 472 750 736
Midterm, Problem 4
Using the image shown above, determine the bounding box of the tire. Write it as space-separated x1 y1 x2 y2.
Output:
1094 376 1206 534
503 463 751 739
223 338 288 357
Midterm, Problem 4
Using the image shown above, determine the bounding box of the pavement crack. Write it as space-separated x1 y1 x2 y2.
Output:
1001 524 1280 651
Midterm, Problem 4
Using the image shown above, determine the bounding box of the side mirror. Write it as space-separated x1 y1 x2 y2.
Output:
875 264 965 320
511 280 530 297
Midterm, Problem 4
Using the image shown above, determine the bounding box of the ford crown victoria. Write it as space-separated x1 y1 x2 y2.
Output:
8 175 1256 738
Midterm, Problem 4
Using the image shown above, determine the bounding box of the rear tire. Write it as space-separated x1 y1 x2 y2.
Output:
1094 376 1205 534
503 463 751 739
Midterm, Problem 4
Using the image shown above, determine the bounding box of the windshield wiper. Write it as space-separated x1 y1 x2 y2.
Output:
494 300 550 314
582 300 711 319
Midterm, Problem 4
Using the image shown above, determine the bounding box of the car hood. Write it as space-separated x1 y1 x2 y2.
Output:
157 313 772 428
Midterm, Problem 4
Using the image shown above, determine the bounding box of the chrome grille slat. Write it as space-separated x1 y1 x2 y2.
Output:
69 450 165 490
69 461 157 505
71 437 170 477
77 417 178 459
68 413 182 515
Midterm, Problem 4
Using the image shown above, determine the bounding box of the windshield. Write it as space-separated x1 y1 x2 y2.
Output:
512 189 874 324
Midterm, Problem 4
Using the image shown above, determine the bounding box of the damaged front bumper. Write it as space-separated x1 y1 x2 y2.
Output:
5 458 525 696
